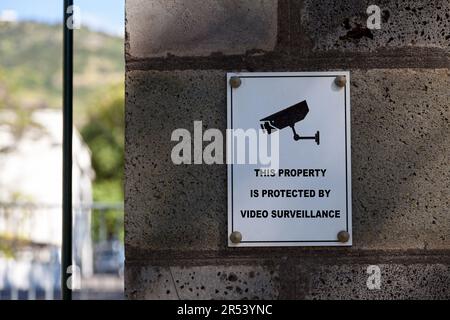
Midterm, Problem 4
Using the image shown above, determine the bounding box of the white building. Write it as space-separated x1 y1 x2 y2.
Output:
0 109 95 293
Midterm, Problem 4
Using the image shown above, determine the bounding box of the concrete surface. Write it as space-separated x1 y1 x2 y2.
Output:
126 0 450 62
125 0 450 299
351 69 450 250
126 255 450 300
126 264 280 300
306 263 450 300
126 0 278 58
301 0 450 52
125 69 450 253
125 70 227 252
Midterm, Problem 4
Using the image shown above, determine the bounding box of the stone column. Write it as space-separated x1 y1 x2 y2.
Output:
125 0 450 299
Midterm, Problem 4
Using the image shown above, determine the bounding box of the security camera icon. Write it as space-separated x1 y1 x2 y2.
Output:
260 100 320 145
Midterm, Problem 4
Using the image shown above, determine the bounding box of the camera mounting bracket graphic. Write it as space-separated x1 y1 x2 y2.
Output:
260 100 320 145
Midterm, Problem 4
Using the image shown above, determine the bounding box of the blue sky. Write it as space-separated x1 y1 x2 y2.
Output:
0 0 124 36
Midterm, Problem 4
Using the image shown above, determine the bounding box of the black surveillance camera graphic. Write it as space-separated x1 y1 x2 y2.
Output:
260 100 320 145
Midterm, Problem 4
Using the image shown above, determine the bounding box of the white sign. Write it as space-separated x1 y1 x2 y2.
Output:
227 72 352 247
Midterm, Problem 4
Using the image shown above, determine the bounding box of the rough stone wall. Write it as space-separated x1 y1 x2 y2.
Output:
125 0 450 299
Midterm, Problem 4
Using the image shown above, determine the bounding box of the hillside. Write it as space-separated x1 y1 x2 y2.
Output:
0 21 124 125
0 21 125 205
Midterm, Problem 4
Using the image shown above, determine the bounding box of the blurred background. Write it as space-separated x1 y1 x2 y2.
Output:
0 0 125 299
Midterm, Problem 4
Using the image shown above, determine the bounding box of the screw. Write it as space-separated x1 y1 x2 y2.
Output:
230 231 242 244
337 231 350 243
230 76 241 89
334 75 347 88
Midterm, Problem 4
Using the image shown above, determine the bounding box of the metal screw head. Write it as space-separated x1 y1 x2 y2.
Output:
334 75 347 88
337 231 350 243
230 231 242 244
230 76 241 89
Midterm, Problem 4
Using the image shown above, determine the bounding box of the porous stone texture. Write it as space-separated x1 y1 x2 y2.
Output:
125 0 450 300
125 70 227 252
125 259 450 299
125 68 450 254
301 0 450 52
126 264 280 300
126 265 178 299
351 69 450 250
126 0 278 58
306 263 450 300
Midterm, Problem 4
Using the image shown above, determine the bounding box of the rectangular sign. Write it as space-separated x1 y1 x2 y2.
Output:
227 72 352 247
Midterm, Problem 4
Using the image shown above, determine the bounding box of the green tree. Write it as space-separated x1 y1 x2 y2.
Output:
81 83 124 241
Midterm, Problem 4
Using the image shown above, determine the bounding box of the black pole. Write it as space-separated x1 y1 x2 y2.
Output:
62 0 73 301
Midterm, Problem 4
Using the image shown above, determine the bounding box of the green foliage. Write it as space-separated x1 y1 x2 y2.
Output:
0 69 7 110
0 22 125 243
91 180 124 241
81 83 124 196
0 67 39 140
0 21 123 125
0 21 124 193
81 84 125 242
0 236 17 258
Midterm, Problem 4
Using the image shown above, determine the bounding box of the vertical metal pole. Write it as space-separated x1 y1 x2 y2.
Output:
62 0 73 301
